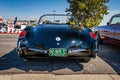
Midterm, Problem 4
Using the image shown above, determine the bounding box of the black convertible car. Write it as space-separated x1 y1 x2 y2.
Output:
16 14 98 62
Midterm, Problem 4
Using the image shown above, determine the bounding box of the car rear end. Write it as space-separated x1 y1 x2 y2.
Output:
17 26 98 60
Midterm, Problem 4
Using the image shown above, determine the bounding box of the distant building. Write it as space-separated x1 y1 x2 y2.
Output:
7 20 14 33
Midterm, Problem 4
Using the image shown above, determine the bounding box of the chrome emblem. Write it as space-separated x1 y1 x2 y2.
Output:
72 40 76 44
57 43 60 45
56 37 61 41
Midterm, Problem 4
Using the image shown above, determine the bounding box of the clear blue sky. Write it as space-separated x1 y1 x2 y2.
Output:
0 0 69 20
101 0 120 25
0 0 120 23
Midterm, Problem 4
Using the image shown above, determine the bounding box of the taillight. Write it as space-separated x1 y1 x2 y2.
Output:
19 31 26 38
90 32 96 39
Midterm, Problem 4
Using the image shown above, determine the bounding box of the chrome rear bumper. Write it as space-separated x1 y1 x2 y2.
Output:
17 47 98 55
16 47 97 58
27 48 88 54
28 48 48 53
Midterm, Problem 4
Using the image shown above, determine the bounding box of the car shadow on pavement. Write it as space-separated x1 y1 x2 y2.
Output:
98 44 120 75
0 48 84 74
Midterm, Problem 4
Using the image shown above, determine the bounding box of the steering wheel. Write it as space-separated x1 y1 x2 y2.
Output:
42 20 52 24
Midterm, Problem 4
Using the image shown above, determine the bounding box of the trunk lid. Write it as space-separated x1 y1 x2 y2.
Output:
26 25 89 49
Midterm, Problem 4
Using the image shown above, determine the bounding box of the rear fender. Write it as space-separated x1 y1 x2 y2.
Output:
83 28 98 50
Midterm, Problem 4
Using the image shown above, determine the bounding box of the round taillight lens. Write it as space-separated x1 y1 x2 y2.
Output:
90 32 97 39
19 31 26 38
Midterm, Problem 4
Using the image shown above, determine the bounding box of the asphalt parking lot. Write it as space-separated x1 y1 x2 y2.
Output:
0 34 120 80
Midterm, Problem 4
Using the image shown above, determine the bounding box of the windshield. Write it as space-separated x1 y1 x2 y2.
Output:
110 16 120 25
39 14 72 25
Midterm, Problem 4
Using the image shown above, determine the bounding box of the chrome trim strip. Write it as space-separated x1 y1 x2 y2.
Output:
68 49 87 53
28 48 48 53
18 41 21 49
26 48 87 54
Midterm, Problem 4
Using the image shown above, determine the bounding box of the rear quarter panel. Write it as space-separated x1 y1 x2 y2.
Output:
115 26 120 40
95 25 115 39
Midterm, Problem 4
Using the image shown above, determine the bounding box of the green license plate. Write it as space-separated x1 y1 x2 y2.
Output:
49 48 67 57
